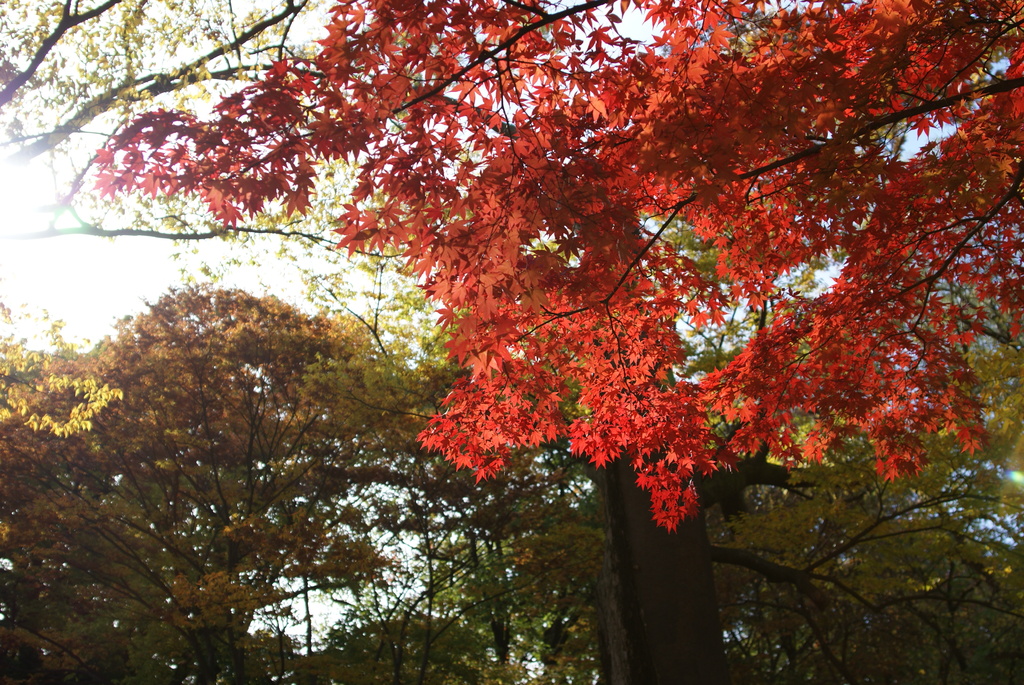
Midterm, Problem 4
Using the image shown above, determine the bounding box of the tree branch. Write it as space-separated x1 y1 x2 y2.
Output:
740 76 1024 184
1 217 337 248
710 545 829 608
0 0 126 110
5 0 308 162
397 0 614 113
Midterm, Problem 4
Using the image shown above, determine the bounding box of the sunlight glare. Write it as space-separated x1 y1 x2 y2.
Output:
0 160 186 343
0 160 56 237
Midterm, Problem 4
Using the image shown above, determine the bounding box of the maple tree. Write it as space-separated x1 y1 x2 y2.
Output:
96 0 1024 529
91 1 1024 681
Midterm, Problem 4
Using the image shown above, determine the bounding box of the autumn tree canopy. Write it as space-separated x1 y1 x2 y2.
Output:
0 287 603 684
2 286 1021 683
0 288 386 684
0 303 119 436
97 0 1024 526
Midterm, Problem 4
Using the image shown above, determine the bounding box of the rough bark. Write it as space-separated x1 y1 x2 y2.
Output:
594 458 732 685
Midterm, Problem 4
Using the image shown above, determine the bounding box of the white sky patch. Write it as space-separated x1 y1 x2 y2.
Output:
0 159 321 345
0 157 176 342
0 158 55 237
612 2 659 42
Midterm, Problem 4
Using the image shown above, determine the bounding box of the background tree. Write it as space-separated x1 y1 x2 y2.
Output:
323 446 601 685
710 433 1024 685
0 301 119 435
0 287 603 684
0 287 387 684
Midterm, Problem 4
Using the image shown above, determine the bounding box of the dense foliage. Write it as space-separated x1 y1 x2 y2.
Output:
0 289 601 684
714 434 1024 684
97 0 1024 528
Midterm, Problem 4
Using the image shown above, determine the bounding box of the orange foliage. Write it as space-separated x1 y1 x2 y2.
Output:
98 0 1024 527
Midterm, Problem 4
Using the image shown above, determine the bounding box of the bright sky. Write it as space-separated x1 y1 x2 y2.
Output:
0 160 166 342
0 159 303 345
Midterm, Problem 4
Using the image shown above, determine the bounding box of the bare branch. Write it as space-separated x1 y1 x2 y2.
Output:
1 216 337 248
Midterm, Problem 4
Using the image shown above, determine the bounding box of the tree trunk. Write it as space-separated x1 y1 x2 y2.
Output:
594 458 731 685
